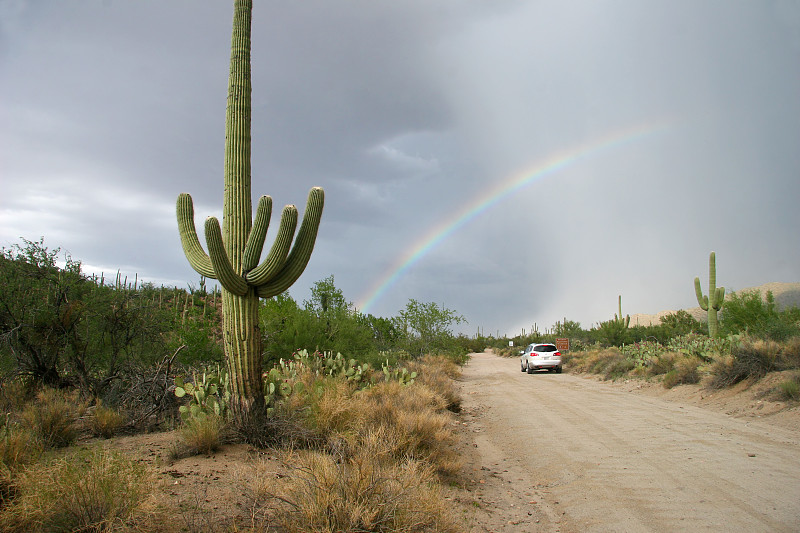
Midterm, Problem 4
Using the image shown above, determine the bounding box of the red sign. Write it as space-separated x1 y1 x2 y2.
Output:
555 338 570 351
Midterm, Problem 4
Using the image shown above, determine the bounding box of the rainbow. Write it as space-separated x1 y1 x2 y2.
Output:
356 120 673 314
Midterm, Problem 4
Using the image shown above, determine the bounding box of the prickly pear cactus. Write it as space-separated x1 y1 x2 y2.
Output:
382 361 417 386
174 365 230 420
694 251 725 338
176 0 324 413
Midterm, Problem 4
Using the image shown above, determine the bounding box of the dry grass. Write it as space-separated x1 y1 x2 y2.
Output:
709 339 780 389
0 423 42 470
407 355 462 412
356 381 460 477
662 356 702 389
778 376 800 401
20 388 87 449
253 433 459 533
0 447 154 532
179 413 227 455
567 348 635 380
89 402 127 439
0 380 32 415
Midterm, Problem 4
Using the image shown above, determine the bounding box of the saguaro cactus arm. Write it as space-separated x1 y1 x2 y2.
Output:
176 193 216 279
205 217 249 296
694 277 708 310
257 187 325 298
242 195 272 272
712 286 725 310
245 204 298 285
176 191 323 297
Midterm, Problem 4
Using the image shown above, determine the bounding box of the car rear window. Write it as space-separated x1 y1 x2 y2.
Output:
535 345 557 352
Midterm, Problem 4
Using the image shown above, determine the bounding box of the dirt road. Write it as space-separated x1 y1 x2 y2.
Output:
457 351 800 532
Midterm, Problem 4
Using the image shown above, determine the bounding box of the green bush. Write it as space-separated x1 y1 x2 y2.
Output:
721 290 800 341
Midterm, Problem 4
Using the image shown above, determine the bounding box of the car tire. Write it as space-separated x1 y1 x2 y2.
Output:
555 366 562 374
521 361 527 372
527 365 535 374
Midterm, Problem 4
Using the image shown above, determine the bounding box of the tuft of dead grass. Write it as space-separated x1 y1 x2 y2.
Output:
89 402 127 439
356 381 460 477
662 356 702 389
0 447 154 532
406 355 462 412
568 348 635 380
20 387 87 449
0 423 41 470
709 339 780 389
179 413 227 455
253 435 459 533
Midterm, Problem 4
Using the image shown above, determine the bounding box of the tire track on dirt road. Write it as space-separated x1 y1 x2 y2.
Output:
459 351 800 532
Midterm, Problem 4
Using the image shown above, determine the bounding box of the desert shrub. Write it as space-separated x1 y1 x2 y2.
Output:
20 388 87 449
0 380 33 416
646 352 676 377
179 413 226 455
662 356 701 389
406 355 462 412
778 377 800 401
258 437 458 533
0 423 42 470
0 447 153 532
568 348 634 379
89 402 127 439
721 290 800 341
709 339 779 389
356 381 459 476
301 377 360 445
778 337 800 369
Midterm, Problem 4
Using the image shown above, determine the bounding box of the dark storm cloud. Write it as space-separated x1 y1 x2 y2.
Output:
1 0 798 335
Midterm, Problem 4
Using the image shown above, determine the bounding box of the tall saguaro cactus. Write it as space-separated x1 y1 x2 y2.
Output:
694 251 724 338
176 0 324 412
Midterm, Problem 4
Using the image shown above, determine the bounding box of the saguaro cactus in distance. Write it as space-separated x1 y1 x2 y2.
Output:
176 0 324 413
614 295 630 328
694 251 724 338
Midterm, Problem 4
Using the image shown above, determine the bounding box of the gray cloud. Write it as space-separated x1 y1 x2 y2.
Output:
2 0 798 336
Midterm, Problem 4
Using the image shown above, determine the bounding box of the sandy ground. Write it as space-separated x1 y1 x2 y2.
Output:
453 350 800 532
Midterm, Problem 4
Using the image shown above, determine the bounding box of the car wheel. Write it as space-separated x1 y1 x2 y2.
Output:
527 365 535 374
521 361 527 372
555 366 562 374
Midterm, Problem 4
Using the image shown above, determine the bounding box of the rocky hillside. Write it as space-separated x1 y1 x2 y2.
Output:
629 281 800 327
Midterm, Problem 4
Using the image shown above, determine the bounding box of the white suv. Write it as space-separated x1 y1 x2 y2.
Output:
520 343 562 373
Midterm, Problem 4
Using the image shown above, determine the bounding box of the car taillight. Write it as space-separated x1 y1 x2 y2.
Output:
555 352 561 356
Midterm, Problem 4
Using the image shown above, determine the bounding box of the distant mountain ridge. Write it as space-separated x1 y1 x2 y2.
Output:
629 282 800 327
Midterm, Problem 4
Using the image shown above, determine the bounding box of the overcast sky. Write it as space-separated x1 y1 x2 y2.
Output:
2 0 799 336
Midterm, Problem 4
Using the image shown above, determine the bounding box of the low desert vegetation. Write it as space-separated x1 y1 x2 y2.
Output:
3 237 799 529
0 447 154 533
0 239 476 531
495 289 799 393
0 355 462 531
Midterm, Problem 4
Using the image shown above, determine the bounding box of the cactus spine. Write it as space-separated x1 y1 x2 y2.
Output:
694 251 724 338
614 295 630 328
176 0 324 413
